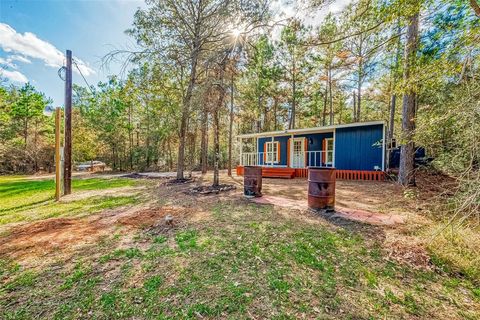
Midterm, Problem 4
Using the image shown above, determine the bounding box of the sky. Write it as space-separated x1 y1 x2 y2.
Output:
0 0 352 107
0 0 144 106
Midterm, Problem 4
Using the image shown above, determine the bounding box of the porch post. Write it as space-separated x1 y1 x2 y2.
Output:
271 136 274 167
332 129 336 168
239 138 243 166
290 134 294 168
256 137 259 166
382 124 386 171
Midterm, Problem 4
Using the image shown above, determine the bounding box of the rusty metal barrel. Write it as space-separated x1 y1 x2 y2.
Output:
244 166 262 197
308 167 336 211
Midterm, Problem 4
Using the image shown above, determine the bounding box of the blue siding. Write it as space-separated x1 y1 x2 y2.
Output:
295 132 333 167
258 136 289 165
334 124 384 170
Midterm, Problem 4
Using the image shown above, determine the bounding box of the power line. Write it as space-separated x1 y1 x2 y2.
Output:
72 59 95 96
58 66 66 81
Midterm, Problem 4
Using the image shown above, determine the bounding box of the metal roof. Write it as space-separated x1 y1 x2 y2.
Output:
236 120 385 139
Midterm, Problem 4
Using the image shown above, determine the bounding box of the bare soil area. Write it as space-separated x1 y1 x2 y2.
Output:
0 205 189 268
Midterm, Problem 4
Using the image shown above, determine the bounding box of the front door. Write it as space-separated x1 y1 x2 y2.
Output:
292 138 305 168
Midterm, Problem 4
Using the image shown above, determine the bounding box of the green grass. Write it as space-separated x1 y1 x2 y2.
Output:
0 176 139 225
1 199 479 319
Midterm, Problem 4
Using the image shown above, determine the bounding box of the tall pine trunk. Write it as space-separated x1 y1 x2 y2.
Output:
389 94 397 140
213 59 227 187
177 47 199 179
328 68 334 125
353 90 357 121
388 20 403 143
190 123 197 173
228 71 234 176
213 108 220 186
145 100 150 169
290 76 296 129
273 96 278 130
24 118 28 148
128 103 133 170
322 66 328 126
290 56 297 129
356 38 364 122
398 11 420 186
356 67 362 122
200 107 208 174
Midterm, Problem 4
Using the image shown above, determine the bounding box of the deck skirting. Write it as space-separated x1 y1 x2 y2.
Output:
236 166 384 181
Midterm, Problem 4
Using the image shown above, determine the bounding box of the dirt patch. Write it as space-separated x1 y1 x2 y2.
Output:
333 206 405 226
0 206 185 268
249 195 404 226
117 207 186 228
251 195 307 210
0 216 105 266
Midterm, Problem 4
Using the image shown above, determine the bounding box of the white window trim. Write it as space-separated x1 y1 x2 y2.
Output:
325 138 334 165
293 137 305 145
265 141 280 164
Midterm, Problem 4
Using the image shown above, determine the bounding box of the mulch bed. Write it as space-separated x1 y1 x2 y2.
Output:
187 184 236 195
163 177 195 185
122 173 165 180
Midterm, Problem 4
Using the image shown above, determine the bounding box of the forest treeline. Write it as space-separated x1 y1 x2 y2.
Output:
0 0 478 212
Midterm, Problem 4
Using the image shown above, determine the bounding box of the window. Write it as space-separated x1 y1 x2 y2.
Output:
325 138 334 165
265 141 279 163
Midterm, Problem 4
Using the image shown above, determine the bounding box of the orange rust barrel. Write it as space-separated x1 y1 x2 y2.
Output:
244 166 262 197
308 167 336 211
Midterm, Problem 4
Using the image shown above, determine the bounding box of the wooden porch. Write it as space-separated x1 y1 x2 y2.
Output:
236 166 385 181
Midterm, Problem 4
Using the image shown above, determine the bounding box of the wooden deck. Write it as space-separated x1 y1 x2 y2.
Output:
236 166 295 179
236 166 385 181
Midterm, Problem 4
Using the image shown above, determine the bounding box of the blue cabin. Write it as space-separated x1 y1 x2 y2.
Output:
237 121 386 180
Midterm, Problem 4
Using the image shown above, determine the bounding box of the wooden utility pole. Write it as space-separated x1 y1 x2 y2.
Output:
64 50 72 195
55 107 62 201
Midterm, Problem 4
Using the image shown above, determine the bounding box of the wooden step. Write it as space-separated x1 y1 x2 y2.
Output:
262 168 295 179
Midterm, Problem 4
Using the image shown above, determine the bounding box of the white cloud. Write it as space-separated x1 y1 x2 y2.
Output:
0 23 95 76
0 54 32 69
0 57 16 69
9 54 32 64
0 68 28 83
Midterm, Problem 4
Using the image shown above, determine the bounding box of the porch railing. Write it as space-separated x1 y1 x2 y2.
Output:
305 150 334 168
241 152 258 166
241 152 275 166
240 150 333 168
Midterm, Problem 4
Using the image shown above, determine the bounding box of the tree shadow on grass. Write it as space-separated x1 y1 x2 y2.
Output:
0 198 52 215
0 180 53 198
309 209 386 244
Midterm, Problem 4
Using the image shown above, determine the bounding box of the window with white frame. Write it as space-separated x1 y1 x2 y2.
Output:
325 138 334 165
265 141 279 163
